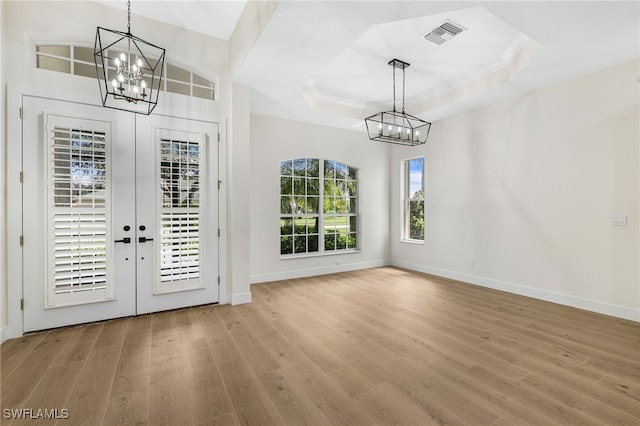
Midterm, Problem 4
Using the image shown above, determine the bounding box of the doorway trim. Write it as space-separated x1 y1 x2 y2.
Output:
4 85 227 340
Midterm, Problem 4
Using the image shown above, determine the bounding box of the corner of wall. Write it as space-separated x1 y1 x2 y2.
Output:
0 0 7 333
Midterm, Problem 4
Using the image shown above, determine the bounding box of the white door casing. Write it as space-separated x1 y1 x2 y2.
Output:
22 97 219 332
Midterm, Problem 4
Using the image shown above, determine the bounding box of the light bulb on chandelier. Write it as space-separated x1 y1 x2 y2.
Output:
94 0 165 114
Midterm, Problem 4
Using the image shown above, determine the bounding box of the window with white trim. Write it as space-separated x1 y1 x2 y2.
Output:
47 120 113 307
36 44 216 101
402 157 424 241
280 159 358 256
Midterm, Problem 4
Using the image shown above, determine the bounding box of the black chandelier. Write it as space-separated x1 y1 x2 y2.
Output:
94 0 165 115
365 59 431 146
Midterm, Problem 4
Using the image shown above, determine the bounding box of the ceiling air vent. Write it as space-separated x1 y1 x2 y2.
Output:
422 20 466 45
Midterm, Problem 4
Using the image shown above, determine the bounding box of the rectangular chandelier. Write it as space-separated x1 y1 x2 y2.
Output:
365 59 431 146
365 110 431 146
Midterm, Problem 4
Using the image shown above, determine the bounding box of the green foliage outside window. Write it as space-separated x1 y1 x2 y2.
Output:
280 158 358 255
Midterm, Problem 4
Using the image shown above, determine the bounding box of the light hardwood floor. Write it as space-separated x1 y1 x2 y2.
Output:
2 267 639 425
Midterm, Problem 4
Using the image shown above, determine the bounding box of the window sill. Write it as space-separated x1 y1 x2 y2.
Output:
280 249 361 260
400 239 424 245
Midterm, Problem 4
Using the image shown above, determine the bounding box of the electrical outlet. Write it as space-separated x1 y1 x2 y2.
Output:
612 215 627 226
468 260 474 268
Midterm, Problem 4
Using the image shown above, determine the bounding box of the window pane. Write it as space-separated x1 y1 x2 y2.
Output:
335 162 348 180
280 196 292 214
74 62 96 78
193 86 214 101
280 160 292 176
408 200 424 240
324 232 336 251
337 180 347 196
349 197 357 214
167 81 190 96
193 73 213 87
307 217 319 233
280 177 292 195
348 166 357 180
294 235 307 253
307 159 319 177
37 56 70 73
167 64 191 82
280 218 293 235
323 179 335 196
324 160 335 178
347 180 357 196
307 178 319 195
409 157 424 198
294 217 307 234
294 178 305 195
307 196 319 214
308 235 319 252
337 235 347 250
37 45 70 58
293 196 306 214
281 236 293 255
323 197 335 214
335 197 349 214
73 46 94 63
294 159 307 176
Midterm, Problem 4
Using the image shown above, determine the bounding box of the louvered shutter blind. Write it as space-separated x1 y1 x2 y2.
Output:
48 127 110 296
159 139 201 284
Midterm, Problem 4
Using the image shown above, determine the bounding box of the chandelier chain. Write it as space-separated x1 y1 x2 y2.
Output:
402 68 406 114
392 65 396 113
127 0 131 33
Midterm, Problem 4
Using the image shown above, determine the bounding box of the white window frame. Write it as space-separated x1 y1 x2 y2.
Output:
402 156 425 243
280 158 359 258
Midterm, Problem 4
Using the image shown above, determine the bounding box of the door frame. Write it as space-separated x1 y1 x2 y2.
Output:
4 85 228 339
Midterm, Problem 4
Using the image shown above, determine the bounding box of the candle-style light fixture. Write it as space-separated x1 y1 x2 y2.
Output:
365 59 431 146
94 0 165 114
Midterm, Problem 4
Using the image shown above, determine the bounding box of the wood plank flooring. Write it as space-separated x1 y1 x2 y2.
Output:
2 267 639 425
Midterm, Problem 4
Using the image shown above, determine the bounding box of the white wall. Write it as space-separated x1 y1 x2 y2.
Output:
1 0 236 339
0 0 6 331
390 60 640 321
229 83 251 303
250 114 390 283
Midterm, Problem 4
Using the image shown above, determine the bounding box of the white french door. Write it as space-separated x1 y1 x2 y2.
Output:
22 97 219 332
135 115 219 314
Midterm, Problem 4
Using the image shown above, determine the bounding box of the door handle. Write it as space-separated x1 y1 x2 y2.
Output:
114 237 131 244
139 236 154 243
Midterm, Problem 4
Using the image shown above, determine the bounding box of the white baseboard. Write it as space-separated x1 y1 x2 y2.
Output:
250 259 389 284
391 260 640 323
1 325 20 344
231 291 252 305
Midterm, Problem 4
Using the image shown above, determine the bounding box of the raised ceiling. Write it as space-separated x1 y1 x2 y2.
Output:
301 7 540 119
98 1 640 130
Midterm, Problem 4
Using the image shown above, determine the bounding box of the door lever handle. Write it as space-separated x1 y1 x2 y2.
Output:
114 237 131 244
139 236 154 243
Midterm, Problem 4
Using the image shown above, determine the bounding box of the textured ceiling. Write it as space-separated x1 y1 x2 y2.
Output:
97 1 640 130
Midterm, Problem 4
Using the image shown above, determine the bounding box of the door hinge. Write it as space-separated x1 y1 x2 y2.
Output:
218 276 220 285
19 107 23 119
20 299 24 311
19 171 23 183
218 180 222 189
217 228 220 237
218 133 220 142
19 235 24 246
